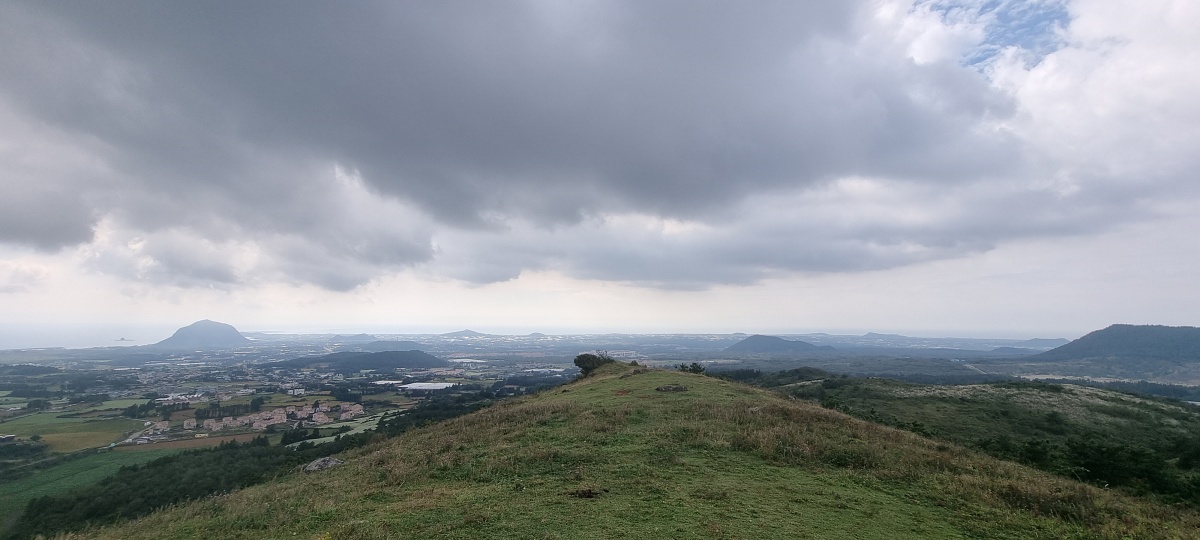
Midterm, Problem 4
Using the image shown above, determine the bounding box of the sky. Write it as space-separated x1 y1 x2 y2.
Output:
1 0 1198 348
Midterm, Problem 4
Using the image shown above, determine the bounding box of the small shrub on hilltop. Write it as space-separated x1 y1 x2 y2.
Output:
573 352 615 377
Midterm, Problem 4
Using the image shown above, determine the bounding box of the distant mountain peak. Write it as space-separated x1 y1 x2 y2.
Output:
154 320 250 349
1036 324 1200 361
725 334 831 353
328 333 377 343
443 329 487 337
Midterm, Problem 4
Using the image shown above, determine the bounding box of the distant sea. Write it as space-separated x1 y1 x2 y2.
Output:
0 324 179 350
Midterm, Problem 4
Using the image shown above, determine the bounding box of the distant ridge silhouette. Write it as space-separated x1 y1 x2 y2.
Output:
443 329 487 337
1036 324 1200 361
154 320 250 349
725 334 831 353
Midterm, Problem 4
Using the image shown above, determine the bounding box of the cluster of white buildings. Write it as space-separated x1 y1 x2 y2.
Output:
372 381 458 391
183 402 366 432
155 394 207 406
338 403 366 420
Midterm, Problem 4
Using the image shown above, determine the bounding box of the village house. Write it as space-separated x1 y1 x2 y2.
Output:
338 403 366 420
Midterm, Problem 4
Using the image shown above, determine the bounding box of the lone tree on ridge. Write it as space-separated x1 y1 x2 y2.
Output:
574 351 615 377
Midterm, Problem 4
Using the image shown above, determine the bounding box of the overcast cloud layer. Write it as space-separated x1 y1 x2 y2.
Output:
1 0 1198 296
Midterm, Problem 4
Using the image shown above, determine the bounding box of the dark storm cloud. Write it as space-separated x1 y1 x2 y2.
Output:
430 174 1145 289
0 1 1153 288
0 181 95 249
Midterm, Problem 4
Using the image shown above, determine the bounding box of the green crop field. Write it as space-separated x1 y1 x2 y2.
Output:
0 414 143 452
113 433 270 451
288 411 396 447
69 399 148 413
0 397 28 407
0 449 177 531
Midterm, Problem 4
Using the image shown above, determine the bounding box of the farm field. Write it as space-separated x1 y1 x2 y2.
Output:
114 433 274 451
286 411 394 447
69 399 147 413
0 414 143 452
0 449 177 530
0 396 28 408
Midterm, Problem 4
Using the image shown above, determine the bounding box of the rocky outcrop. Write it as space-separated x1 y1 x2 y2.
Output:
302 457 344 473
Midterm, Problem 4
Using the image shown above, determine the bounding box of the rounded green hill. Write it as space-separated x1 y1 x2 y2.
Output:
67 363 1200 539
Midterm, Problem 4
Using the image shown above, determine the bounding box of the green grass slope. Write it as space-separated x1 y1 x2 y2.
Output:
0 449 176 530
786 378 1200 501
67 364 1199 539
796 378 1200 446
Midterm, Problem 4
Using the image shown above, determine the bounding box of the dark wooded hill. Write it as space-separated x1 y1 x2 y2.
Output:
1036 324 1200 361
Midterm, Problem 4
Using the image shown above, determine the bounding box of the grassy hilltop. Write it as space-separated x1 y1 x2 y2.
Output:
66 364 1200 539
